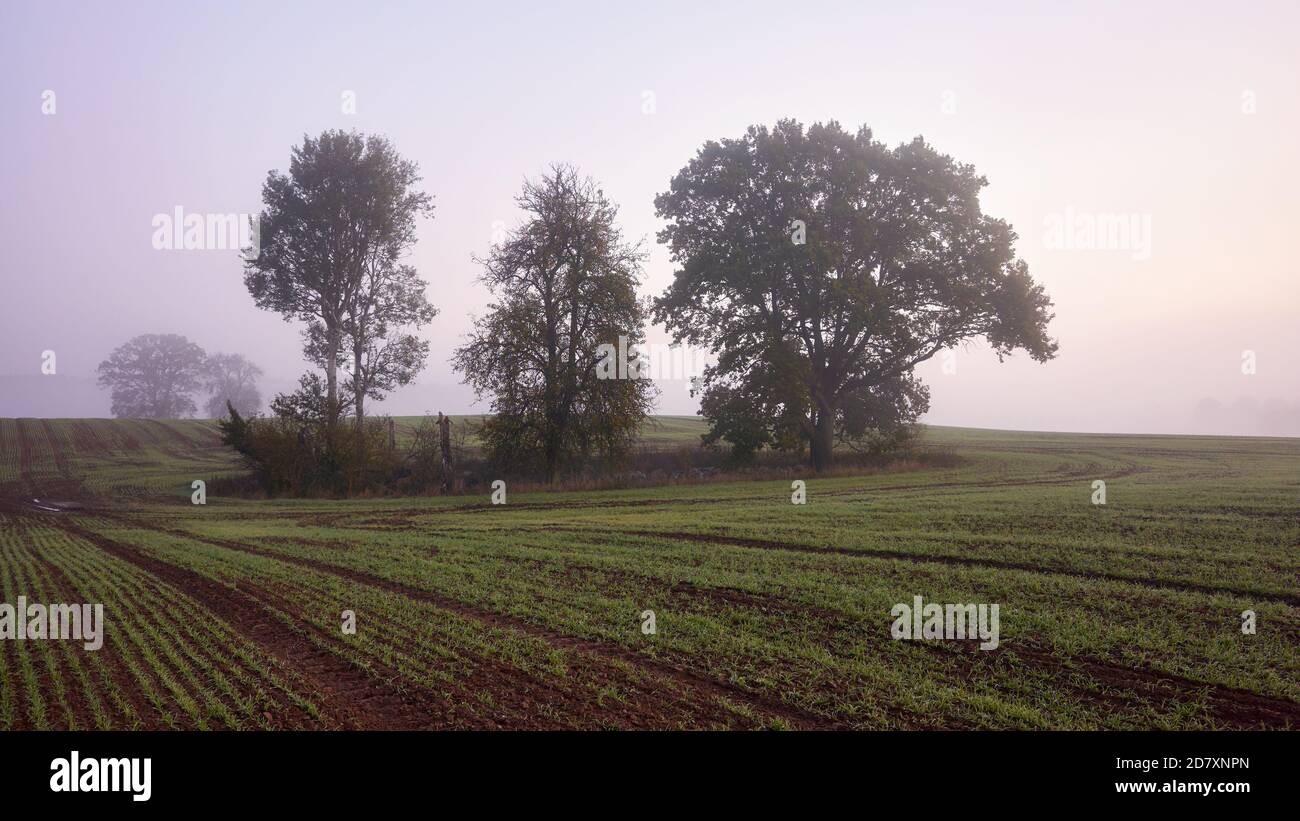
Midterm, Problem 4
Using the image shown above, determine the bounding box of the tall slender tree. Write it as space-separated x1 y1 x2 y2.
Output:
302 261 436 424
244 130 434 427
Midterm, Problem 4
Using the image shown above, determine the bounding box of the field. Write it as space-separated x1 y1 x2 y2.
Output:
0 417 1296 730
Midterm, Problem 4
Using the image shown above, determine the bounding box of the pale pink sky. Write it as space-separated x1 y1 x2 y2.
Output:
1 0 1296 434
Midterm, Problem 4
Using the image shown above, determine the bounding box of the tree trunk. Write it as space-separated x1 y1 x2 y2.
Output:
810 402 835 473
543 428 560 484
438 413 452 494
353 344 365 428
350 344 366 492
325 324 340 426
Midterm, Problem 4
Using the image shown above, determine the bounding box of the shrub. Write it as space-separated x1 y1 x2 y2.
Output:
218 402 400 496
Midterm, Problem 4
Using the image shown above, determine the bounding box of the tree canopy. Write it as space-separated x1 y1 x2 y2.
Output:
653 120 1057 470
203 352 263 419
244 130 435 427
454 165 655 480
96 333 208 418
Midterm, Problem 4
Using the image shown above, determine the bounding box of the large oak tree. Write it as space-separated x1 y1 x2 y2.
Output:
654 120 1058 471
97 333 207 418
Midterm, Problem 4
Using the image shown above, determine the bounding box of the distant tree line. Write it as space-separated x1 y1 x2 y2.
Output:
96 334 261 419
106 121 1056 494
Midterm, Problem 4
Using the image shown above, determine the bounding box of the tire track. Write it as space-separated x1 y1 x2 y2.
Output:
147 419 208 456
42 529 316 730
926 640 1300 729
249 578 770 730
70 422 111 456
604 528 1300 607
12 419 35 495
65 514 779 729
39 421 73 479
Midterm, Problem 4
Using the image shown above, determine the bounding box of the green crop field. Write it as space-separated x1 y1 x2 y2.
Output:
0 417 1296 729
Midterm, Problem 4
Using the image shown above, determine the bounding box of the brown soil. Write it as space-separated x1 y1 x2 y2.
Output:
48 517 460 730
70 422 111 456
12 419 35 493
96 513 838 730
928 639 1300 729
146 419 200 451
18 538 161 729
609 528 1300 607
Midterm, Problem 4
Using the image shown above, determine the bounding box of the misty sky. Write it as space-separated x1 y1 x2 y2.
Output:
2 0 1297 435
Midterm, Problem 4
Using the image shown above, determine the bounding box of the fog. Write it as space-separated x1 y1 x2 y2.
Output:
2 0 1296 435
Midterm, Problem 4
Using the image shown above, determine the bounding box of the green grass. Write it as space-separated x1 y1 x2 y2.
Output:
0 416 1296 729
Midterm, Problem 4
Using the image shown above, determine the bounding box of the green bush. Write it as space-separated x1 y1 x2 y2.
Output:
218 403 401 496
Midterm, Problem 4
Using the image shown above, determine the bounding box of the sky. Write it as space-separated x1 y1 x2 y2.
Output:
1 0 1296 435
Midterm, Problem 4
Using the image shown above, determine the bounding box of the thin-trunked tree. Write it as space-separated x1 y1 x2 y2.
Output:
243 130 435 428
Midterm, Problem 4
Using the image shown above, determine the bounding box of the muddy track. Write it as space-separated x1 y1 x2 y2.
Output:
12 420 35 495
70 422 111 456
605 528 1300 608
99 514 841 729
487 550 849 626
131 420 193 463
251 463 1154 527
227 581 532 730
250 578 770 730
38 421 73 479
146 419 202 452
47 517 468 730
813 460 1151 500
37 527 321 730
928 640 1300 729
124 419 166 446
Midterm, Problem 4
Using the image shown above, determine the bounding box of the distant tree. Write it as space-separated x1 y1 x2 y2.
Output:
654 120 1058 471
96 334 207 418
243 130 435 427
453 165 656 481
203 353 263 419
